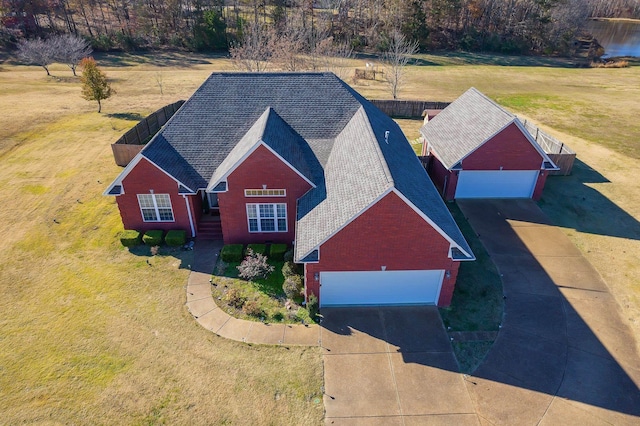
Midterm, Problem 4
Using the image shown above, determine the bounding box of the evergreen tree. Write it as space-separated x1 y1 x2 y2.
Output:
79 57 113 113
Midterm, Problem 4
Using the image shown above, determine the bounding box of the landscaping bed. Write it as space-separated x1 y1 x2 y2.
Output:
211 248 316 325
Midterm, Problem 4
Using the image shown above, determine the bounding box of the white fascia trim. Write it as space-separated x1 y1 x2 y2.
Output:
392 188 474 260
103 154 194 196
448 246 476 262
513 119 559 170
296 187 393 262
446 119 516 171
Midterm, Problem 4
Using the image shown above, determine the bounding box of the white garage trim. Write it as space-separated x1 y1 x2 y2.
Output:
320 270 444 307
455 170 538 199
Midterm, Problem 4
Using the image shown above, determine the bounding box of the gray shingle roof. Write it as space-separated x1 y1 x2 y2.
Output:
110 72 473 262
208 107 321 190
144 73 360 191
420 87 516 170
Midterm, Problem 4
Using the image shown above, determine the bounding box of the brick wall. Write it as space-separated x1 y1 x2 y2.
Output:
116 158 194 234
462 123 543 170
219 144 312 244
304 191 460 307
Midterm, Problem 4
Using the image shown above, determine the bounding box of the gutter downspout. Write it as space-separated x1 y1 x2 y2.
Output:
183 195 196 237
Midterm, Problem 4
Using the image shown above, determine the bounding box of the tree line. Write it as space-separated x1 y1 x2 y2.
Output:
2 0 639 55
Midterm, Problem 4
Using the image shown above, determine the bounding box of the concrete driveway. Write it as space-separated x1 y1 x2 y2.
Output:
321 307 478 425
320 200 640 425
458 199 640 425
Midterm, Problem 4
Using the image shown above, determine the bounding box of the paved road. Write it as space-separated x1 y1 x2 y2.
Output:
321 199 640 425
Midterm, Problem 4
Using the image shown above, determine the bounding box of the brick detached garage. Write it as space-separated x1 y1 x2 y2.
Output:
421 88 558 200
105 73 474 307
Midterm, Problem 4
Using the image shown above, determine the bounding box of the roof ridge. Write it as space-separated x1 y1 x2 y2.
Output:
350 106 394 188
468 87 514 119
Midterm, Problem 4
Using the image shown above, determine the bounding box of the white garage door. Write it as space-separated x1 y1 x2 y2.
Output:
320 270 444 307
455 170 539 199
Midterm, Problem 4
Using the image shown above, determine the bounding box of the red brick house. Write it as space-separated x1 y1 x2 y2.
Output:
421 88 558 200
105 73 474 307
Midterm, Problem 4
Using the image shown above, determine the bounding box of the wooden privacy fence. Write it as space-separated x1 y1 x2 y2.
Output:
111 100 185 166
370 100 450 118
521 119 576 176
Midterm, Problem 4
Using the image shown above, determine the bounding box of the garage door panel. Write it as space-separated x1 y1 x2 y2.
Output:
456 170 538 199
320 270 444 307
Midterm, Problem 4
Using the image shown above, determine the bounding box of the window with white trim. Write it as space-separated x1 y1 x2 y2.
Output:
246 203 287 232
137 194 174 222
244 189 286 197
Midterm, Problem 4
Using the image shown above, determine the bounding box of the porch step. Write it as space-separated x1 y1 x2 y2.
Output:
197 220 222 240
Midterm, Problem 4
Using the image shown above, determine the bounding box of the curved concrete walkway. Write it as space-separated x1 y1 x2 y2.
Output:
185 240 320 346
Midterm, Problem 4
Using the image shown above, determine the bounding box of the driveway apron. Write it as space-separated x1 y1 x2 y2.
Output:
458 199 640 425
321 306 478 425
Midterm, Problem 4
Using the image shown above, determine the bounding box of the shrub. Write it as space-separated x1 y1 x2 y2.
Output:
165 230 186 246
269 243 288 261
221 244 243 262
120 230 142 247
237 249 274 281
246 244 267 256
283 275 303 299
282 261 301 278
224 288 246 309
307 293 319 319
143 230 163 246
283 248 294 262
242 300 263 317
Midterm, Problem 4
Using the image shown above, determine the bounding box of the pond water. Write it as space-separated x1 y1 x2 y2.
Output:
585 19 640 57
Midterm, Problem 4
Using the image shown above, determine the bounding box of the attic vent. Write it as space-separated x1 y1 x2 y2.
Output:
385 130 390 144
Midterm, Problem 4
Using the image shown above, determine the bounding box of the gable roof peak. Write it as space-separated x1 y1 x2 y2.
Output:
420 87 517 169
207 105 321 191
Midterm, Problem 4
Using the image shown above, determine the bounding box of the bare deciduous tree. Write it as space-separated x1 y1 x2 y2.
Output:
17 38 56 76
154 71 164 95
314 36 354 79
383 29 419 100
230 21 273 72
53 34 93 76
270 28 308 71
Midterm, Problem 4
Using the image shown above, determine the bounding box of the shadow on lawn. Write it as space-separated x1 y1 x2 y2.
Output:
412 51 585 68
128 244 195 271
94 51 218 68
540 158 640 241
107 112 145 121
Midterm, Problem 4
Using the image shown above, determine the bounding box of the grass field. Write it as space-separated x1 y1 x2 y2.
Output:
1 51 639 422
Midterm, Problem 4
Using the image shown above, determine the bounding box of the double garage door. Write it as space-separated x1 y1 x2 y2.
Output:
455 170 539 199
320 270 444 307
